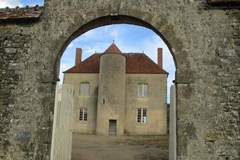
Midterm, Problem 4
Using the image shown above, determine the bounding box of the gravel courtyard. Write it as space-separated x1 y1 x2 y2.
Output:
71 133 169 160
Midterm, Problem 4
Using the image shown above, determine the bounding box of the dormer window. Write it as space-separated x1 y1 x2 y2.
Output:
138 83 148 97
80 82 90 96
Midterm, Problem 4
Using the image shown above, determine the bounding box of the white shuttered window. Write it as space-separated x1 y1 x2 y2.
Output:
137 108 147 123
80 82 90 96
138 83 148 97
79 108 88 121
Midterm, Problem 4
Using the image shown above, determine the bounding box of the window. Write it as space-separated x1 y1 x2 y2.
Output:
79 108 88 121
137 108 147 123
80 82 90 96
138 83 148 97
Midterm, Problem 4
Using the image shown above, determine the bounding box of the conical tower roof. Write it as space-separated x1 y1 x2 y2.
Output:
104 42 122 54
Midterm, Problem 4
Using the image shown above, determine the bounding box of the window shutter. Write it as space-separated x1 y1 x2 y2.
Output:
79 108 83 120
142 108 147 123
138 85 141 97
84 108 88 121
137 108 141 122
143 84 148 97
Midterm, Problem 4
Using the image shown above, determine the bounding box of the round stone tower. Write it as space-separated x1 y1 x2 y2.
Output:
96 43 126 136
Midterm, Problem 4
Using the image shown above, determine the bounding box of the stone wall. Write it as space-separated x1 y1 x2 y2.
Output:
64 71 167 136
97 54 126 136
125 74 168 135
64 73 98 134
0 0 239 160
0 20 54 159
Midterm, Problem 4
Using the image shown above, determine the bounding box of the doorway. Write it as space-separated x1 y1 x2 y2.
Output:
52 21 176 160
109 120 117 136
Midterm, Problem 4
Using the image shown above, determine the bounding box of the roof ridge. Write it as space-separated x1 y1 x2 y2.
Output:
104 43 122 54
64 51 168 74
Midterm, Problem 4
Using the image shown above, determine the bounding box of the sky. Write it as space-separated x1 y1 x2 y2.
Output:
0 1 176 103
0 0 43 8
61 24 176 103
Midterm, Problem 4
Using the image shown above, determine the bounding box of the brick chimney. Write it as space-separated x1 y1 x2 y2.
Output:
75 48 82 65
158 48 163 68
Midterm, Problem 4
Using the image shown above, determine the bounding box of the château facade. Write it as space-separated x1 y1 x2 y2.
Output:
63 43 168 136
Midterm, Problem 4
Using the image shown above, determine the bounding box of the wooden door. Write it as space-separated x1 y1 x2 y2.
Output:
109 120 117 136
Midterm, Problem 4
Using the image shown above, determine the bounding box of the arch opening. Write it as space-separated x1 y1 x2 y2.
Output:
55 15 177 80
52 15 177 160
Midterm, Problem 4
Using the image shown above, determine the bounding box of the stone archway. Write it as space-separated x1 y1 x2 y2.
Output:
53 15 178 84
52 15 178 160
0 1 239 160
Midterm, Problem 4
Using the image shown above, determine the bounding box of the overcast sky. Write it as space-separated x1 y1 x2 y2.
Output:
0 1 176 103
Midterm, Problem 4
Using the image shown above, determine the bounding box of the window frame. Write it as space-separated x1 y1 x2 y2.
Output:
79 107 88 122
138 83 148 98
136 108 147 124
79 82 90 96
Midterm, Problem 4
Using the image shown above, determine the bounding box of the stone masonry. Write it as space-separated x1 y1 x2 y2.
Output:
0 0 239 160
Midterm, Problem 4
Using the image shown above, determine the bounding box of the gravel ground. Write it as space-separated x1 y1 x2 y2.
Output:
71 133 169 160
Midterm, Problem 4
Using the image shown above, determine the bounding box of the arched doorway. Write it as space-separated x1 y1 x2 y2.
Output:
52 15 178 160
54 15 178 77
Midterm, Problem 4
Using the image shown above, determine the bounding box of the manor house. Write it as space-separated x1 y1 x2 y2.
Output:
63 43 168 136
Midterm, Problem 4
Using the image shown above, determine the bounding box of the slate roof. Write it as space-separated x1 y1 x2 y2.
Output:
64 44 168 74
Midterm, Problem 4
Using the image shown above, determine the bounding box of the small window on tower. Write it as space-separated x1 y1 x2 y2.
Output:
138 83 148 97
79 108 88 121
80 82 90 96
